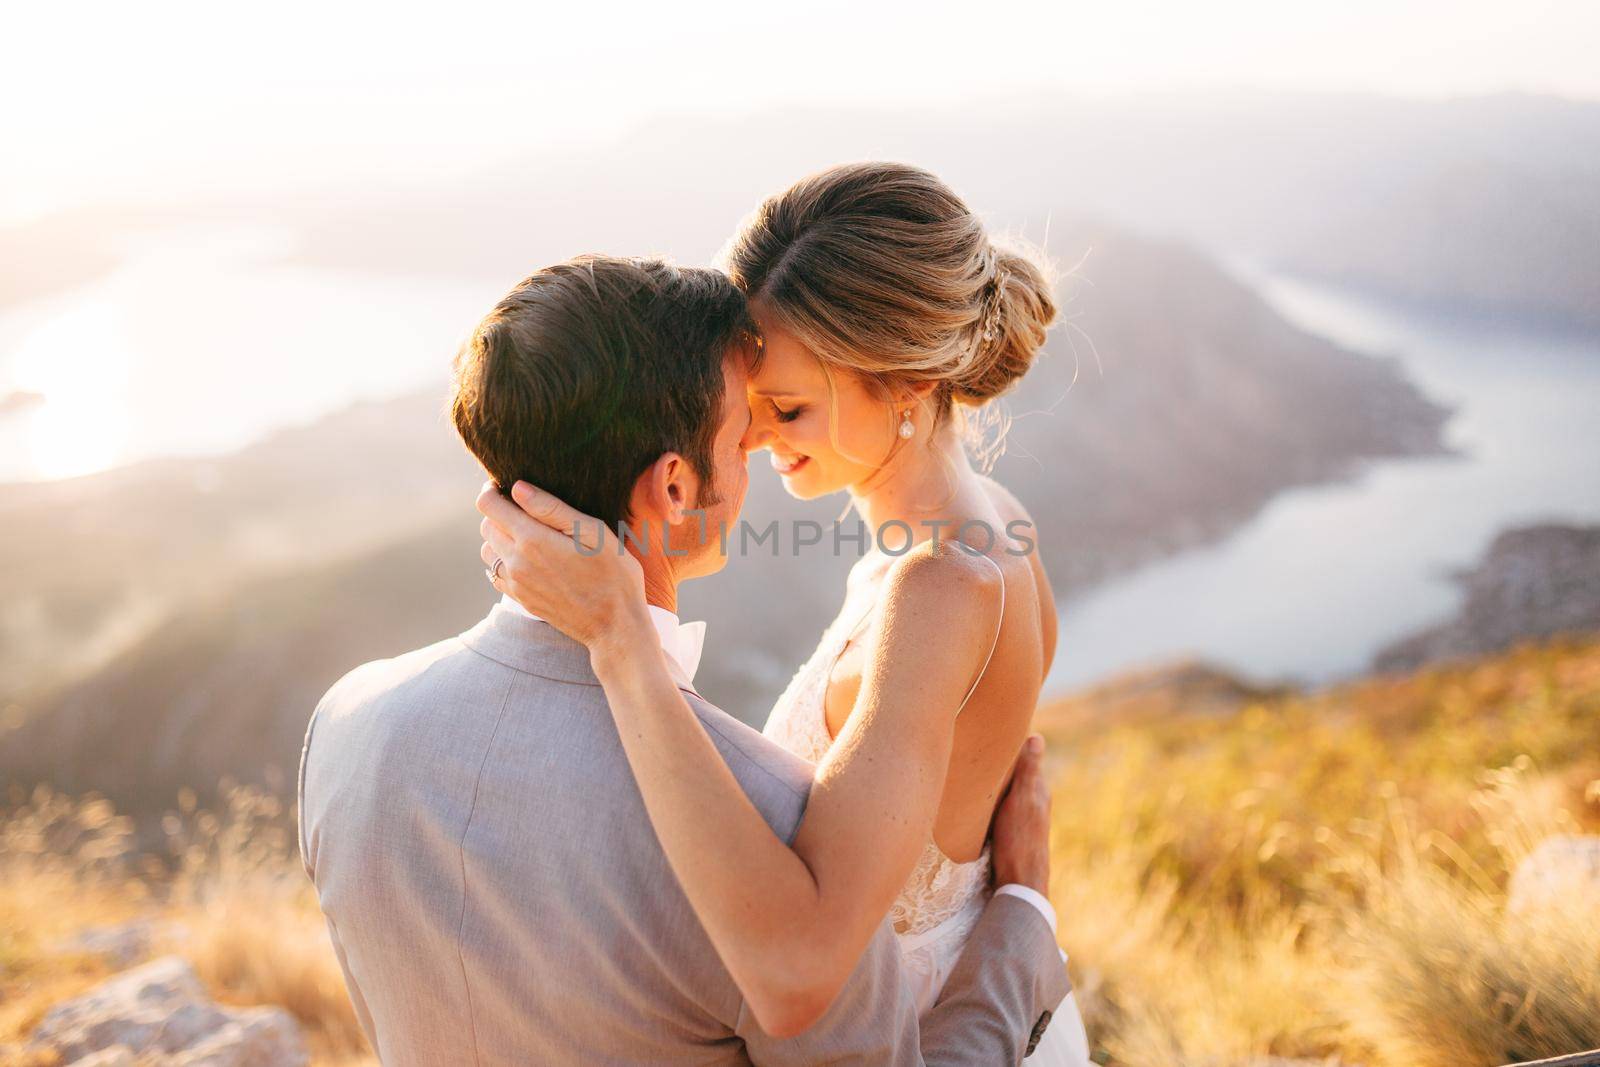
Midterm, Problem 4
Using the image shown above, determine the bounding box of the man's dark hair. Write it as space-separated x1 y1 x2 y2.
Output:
451 256 758 528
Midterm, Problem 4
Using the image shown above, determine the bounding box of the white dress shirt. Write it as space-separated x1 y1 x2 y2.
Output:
496 594 1061 941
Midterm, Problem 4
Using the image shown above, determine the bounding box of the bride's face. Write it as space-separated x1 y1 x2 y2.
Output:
740 304 901 500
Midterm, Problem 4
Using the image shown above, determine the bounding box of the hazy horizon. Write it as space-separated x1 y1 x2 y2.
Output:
7 0 1600 223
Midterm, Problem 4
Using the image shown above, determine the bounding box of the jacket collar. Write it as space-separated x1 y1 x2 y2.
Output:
497 594 704 689
459 602 701 699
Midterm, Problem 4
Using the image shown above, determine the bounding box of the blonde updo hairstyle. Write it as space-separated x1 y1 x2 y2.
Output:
719 161 1057 461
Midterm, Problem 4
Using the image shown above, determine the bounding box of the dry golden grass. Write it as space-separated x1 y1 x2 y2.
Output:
0 786 371 1067
161 789 374 1065
4 635 1598 1067
1040 635 1600 1066
1 791 146 1064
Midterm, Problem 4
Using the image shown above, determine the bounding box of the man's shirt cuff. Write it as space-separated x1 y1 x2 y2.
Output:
994 883 1056 935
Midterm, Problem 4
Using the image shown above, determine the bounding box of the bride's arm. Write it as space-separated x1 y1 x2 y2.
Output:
479 482 1004 1038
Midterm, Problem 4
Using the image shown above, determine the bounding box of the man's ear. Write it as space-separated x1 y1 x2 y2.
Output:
633 451 696 525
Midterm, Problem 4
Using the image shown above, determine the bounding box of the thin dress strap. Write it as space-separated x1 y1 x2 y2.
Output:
824 549 1006 727
955 553 1006 716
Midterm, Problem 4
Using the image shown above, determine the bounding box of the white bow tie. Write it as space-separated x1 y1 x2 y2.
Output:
500 595 705 688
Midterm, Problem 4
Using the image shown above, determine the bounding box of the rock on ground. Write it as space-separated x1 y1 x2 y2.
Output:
27 955 307 1067
1509 835 1600 916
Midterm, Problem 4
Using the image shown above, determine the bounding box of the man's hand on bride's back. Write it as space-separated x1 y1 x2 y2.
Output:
990 734 1052 897
477 480 651 650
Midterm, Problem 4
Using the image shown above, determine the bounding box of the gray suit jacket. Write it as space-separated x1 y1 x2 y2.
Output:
299 604 1069 1065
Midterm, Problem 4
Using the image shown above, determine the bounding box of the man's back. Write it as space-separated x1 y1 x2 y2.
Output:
303 603 1070 1065
300 604 825 1065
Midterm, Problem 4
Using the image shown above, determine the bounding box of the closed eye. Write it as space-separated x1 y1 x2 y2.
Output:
770 400 803 423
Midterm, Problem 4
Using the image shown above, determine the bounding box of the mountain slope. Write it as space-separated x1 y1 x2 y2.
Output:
1374 522 1600 673
0 518 493 819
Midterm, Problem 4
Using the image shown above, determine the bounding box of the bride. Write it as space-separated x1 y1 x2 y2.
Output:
478 162 1091 1063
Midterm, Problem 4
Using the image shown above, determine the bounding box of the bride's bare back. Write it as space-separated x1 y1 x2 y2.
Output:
780 479 1053 866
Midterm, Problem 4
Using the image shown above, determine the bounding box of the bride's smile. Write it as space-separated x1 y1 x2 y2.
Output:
768 450 807 477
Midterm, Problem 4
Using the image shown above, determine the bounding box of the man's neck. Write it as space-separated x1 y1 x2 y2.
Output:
636 550 679 615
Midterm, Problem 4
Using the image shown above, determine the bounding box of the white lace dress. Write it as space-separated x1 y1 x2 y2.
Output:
763 550 1091 1064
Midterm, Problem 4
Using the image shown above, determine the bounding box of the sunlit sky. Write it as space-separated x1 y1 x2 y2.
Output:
5 0 1599 223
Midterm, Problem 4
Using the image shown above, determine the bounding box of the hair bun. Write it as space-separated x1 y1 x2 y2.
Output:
952 244 1057 405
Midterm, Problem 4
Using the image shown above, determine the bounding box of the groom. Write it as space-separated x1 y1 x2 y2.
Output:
298 256 1071 1065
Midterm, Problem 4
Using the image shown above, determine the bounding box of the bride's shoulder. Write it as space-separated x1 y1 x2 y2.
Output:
868 542 1007 685
880 540 1005 621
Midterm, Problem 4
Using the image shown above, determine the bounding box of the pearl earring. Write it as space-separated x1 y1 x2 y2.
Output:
898 408 916 440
